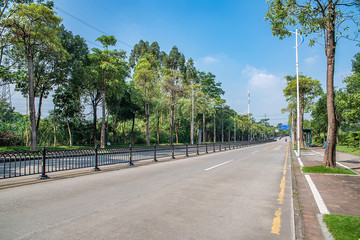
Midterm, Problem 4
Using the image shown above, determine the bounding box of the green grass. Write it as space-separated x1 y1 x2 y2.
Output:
336 145 360 157
323 214 360 240
293 144 310 150
302 165 357 175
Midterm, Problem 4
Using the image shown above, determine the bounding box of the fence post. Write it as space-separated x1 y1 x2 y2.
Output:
213 142 215 152
225 142 227 150
206 143 208 153
197 143 199 155
38 146 49 180
153 144 158 162
129 144 134 166
171 144 175 159
219 142 221 151
93 146 100 171
186 144 189 157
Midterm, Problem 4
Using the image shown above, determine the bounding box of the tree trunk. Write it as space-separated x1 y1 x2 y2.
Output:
28 56 37 151
92 102 97 147
191 87 194 145
36 90 44 133
228 129 231 142
100 90 106 148
67 119 72 147
157 110 160 144
131 115 135 145
323 9 337 168
175 123 179 144
145 101 150 146
112 115 117 144
221 114 224 143
170 102 174 145
213 112 216 143
202 110 205 143
53 105 56 147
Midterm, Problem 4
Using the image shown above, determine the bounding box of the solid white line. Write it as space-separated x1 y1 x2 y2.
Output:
297 158 304 168
205 160 233 171
337 162 360 175
294 150 299 157
305 175 330 214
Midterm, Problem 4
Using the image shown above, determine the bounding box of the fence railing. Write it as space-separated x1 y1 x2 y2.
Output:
0 140 273 179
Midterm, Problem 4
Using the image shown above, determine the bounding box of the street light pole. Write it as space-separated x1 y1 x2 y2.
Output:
295 28 302 157
191 84 194 145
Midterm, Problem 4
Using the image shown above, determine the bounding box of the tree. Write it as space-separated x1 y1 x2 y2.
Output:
162 46 185 145
198 71 224 142
283 75 322 148
107 82 143 145
184 58 198 145
266 0 360 167
89 35 129 148
133 54 158 146
2 3 63 151
311 93 328 143
52 26 89 146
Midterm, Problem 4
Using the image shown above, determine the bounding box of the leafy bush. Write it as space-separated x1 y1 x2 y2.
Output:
0 131 22 146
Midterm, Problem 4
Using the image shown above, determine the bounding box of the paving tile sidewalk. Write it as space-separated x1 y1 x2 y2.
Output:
292 146 360 239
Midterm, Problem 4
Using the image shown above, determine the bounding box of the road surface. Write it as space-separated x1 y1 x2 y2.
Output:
0 139 293 239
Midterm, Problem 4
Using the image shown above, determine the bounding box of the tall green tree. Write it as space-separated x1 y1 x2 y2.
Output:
133 54 158 146
266 0 360 167
283 75 322 148
89 35 129 148
162 46 185 145
2 3 63 151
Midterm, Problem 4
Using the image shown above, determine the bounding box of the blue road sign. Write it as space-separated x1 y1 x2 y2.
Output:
281 125 290 130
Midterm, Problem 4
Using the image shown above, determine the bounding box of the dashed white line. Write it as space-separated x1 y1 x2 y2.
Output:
205 160 233 171
305 175 330 214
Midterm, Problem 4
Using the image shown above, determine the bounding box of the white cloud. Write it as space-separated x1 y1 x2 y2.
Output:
200 56 219 64
242 65 281 89
304 55 319 65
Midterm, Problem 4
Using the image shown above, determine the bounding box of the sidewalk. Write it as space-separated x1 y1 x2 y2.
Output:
292 146 360 239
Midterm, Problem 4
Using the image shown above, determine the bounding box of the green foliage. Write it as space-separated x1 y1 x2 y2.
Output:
323 214 360 240
336 145 360 157
302 165 356 175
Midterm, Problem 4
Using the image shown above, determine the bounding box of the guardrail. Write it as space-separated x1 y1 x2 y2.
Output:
0 140 273 179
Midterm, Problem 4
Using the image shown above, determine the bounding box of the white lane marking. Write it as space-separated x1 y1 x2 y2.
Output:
294 150 299 157
337 162 360 175
205 160 233 171
297 158 304 168
305 175 330 214
251 150 259 154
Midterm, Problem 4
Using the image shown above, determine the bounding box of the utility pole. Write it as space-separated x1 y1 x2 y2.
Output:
234 113 236 142
191 85 194 145
248 91 252 141
295 28 301 157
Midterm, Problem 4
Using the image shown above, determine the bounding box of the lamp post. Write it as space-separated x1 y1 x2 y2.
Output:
292 28 303 157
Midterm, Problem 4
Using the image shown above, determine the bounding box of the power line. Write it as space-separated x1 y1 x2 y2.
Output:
55 6 133 49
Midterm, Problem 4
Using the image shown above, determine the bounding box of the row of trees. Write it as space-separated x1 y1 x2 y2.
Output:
0 1 278 150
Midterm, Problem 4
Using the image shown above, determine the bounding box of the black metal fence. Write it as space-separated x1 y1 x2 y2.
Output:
0 140 272 179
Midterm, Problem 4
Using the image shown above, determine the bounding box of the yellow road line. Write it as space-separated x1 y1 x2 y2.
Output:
263 145 275 151
271 145 289 235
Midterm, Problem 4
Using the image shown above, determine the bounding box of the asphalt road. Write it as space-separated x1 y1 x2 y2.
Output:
0 139 293 240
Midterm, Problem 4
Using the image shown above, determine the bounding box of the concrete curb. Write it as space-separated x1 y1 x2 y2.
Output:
316 214 334 240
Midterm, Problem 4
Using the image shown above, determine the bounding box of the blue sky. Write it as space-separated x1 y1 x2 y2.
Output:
11 0 360 125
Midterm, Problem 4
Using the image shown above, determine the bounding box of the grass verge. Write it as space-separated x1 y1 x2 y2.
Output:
302 165 357 175
336 145 360 157
323 214 360 240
